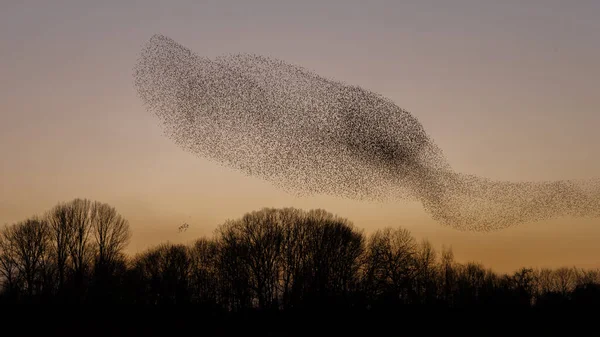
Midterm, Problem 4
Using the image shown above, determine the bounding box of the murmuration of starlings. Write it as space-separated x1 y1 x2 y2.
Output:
133 34 600 232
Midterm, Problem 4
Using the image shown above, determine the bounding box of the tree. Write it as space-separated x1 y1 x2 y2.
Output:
535 268 554 295
512 267 535 307
46 198 129 302
364 227 417 305
455 262 486 307
0 227 19 297
412 239 438 304
189 237 220 306
67 198 94 282
301 209 364 306
215 207 364 311
0 217 51 298
279 208 310 309
131 243 192 304
573 267 599 287
90 201 131 276
46 201 73 290
439 245 456 306
217 208 285 310
553 267 575 297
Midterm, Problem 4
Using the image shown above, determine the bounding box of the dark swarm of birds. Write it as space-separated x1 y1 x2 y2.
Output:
178 222 189 233
134 34 600 232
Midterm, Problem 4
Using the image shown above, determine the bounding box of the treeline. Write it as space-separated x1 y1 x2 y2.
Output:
1 198 599 336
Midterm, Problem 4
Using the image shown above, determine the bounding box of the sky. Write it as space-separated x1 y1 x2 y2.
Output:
1 0 599 273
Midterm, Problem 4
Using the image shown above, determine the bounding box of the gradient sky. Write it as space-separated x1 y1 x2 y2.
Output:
1 0 599 273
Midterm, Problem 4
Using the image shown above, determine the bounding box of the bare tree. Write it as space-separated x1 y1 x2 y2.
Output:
535 268 554 295
455 262 486 306
215 208 364 311
413 239 438 303
90 201 131 269
573 267 600 287
67 198 94 280
279 208 308 309
189 237 220 305
512 267 535 306
440 245 456 306
364 227 417 303
553 267 575 296
217 208 284 310
302 209 364 303
0 227 18 295
0 218 51 297
46 201 73 289
132 243 191 304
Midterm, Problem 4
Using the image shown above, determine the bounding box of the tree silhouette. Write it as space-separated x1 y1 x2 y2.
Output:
88 201 131 302
0 217 51 299
363 227 417 306
130 243 192 305
1 201 599 336
217 208 284 310
412 239 438 305
91 201 131 271
46 201 73 293
189 237 220 307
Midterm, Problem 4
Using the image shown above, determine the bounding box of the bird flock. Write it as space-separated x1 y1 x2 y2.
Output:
133 34 600 231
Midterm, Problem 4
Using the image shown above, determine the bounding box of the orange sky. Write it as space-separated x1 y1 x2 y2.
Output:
1 0 599 273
